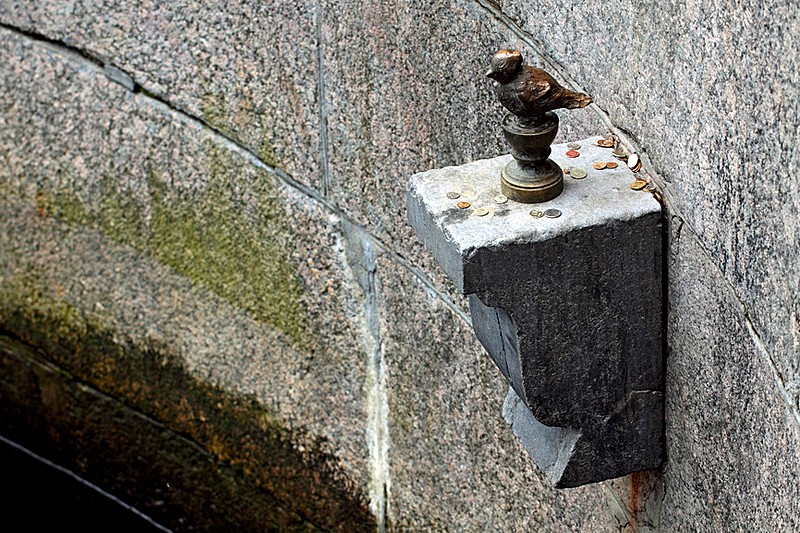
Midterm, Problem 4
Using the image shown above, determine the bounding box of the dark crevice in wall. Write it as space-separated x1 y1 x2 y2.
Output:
0 433 172 532
0 22 469 330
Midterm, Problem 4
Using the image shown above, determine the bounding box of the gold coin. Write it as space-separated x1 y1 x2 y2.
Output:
630 180 647 190
606 161 618 169
529 209 544 218
457 201 471 209
592 161 607 170
473 207 490 217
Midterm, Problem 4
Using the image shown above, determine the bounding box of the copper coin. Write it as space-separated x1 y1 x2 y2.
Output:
566 149 580 158
630 180 647 190
446 191 460 199
605 161 619 169
563 167 571 174
457 201 471 209
592 161 607 170
597 139 614 148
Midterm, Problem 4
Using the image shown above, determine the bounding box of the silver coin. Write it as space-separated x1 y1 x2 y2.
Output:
627 154 639 170
567 142 581 150
493 194 508 204
529 209 544 218
446 191 460 200
473 207 490 217
544 208 562 218
570 168 588 179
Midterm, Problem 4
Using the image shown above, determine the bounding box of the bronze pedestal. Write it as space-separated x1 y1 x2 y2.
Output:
500 112 563 204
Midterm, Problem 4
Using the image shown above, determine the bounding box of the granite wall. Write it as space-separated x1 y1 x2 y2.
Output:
0 0 797 530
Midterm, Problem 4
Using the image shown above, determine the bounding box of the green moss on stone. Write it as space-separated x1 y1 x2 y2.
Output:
100 178 148 249
27 146 309 348
258 133 279 168
35 189 92 226
148 146 308 348
201 91 235 138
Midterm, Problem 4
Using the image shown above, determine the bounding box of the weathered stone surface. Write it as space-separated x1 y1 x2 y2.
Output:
377 254 615 530
0 1 322 183
408 139 663 486
0 31 375 529
487 0 800 401
320 0 607 306
0 335 317 531
662 221 800 531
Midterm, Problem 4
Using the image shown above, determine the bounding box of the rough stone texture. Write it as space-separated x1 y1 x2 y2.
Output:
320 0 607 307
0 31 375 530
408 141 663 486
488 0 800 405
662 221 800 531
1 0 798 529
377 254 615 530
0 0 322 184
0 335 317 531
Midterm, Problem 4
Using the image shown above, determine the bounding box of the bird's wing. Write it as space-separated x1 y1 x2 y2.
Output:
521 67 552 103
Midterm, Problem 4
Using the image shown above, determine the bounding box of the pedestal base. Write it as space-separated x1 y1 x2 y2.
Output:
500 112 564 204
501 159 564 203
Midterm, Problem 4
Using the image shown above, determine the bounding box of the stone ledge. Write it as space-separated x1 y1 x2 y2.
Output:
407 138 663 487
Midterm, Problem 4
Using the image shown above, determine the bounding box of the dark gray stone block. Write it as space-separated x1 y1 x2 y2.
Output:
408 139 663 486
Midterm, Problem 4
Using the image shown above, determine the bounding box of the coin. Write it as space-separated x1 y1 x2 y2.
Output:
606 161 619 169
529 209 544 218
457 201 471 209
630 180 647 190
627 153 639 169
446 191 460 199
473 207 490 217
570 168 587 179
563 167 571 174
612 149 627 159
592 161 607 170
494 194 508 204
544 208 562 218
597 139 614 148
567 142 581 150
566 149 580 158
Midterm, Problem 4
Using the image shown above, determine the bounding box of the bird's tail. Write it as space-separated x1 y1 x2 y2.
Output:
564 91 593 109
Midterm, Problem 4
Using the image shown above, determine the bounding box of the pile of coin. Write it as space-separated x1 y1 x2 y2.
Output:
596 139 614 148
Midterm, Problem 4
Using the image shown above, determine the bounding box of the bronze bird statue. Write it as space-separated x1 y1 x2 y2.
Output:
486 49 592 122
